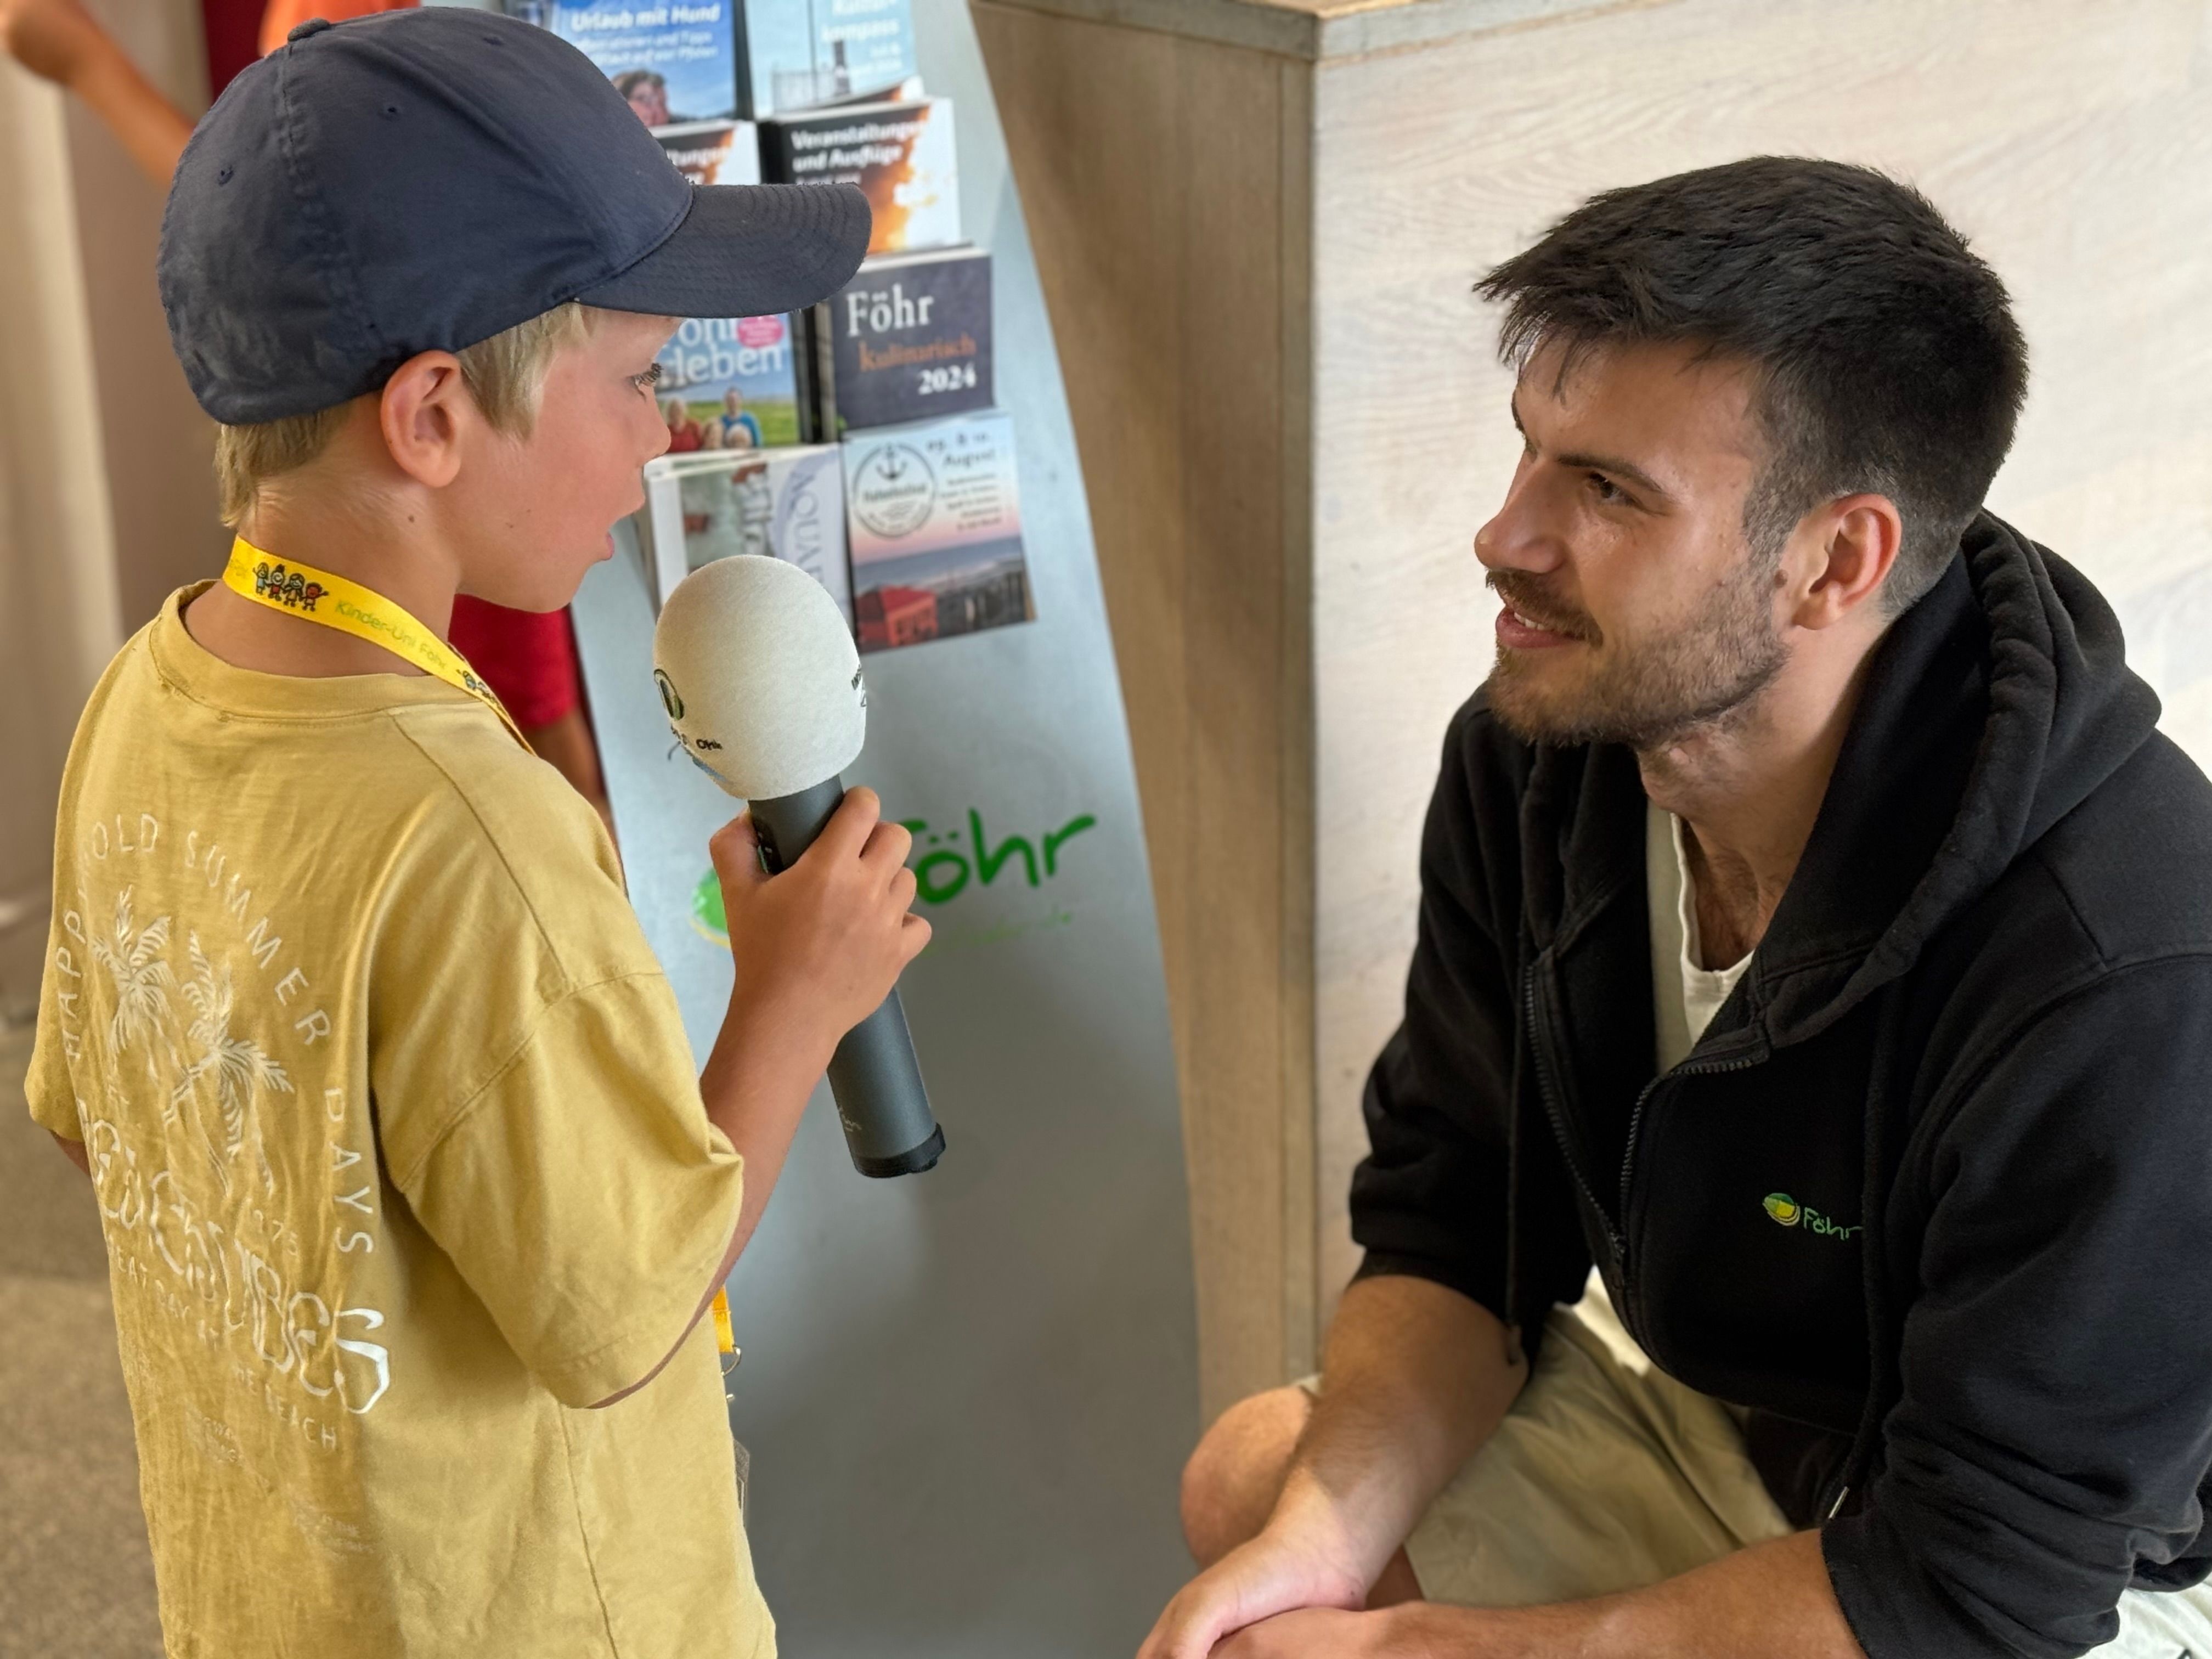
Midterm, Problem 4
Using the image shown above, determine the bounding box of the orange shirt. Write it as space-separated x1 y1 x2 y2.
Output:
257 0 416 61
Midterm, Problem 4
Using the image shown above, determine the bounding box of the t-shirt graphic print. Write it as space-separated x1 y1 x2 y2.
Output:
63 824 392 1443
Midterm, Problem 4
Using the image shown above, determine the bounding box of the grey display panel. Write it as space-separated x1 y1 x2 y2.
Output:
568 3 1200 1650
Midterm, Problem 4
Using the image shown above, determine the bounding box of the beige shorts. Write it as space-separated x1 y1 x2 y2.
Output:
1304 1276 2212 1655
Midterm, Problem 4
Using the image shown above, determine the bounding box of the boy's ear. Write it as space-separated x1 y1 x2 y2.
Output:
377 350 473 488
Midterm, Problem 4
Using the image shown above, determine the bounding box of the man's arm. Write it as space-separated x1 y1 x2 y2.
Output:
1212 1531 1864 1658
49 1129 89 1176
1138 1274 1527 1659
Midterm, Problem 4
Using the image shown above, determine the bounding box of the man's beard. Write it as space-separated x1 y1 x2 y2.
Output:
1486 554 1788 752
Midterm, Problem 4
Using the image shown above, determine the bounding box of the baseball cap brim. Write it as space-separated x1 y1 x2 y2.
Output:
578 182 871 319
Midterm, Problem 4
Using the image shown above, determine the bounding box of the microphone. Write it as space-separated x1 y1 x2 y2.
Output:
652 555 944 1178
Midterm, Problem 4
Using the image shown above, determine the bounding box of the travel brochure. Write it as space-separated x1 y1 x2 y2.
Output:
542 0 743 123
760 98 961 257
844 410 1032 653
734 0 918 119
528 1 917 125
655 312 805 449
653 117 760 185
527 0 1032 651
639 447 853 624
807 244 992 433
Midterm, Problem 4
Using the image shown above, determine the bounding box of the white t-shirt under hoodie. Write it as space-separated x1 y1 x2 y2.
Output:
1646 802 1755 1071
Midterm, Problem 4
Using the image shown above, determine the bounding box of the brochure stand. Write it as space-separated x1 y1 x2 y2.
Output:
569 1 1200 1651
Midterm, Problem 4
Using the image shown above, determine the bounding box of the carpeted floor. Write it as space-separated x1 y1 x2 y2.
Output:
0 1022 165 1658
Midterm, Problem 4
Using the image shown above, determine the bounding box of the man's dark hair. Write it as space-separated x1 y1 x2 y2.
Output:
1477 157 2028 612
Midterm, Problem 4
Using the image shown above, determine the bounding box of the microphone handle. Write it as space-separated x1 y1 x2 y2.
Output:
748 777 945 1179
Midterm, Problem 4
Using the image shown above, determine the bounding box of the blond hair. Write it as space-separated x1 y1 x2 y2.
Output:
212 302 597 524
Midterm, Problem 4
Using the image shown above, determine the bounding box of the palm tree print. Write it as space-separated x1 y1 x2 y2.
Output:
87 886 178 1089
173 930 289 1196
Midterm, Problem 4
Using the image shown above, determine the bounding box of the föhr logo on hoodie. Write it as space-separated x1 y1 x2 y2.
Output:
1763 1192 1863 1241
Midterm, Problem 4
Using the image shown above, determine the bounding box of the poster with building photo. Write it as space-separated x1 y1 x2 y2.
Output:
843 409 1032 652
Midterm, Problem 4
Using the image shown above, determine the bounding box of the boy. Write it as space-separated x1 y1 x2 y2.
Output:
1 0 628 838
24 10 922 1655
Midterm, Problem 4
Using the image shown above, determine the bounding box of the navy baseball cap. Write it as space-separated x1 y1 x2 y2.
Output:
159 7 871 424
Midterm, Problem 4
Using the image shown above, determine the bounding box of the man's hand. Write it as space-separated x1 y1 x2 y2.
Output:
1138 1516 1373 1659
713 787 929 1065
1214 1608 1406 1659
1141 1278 1526 1659
1199 1534 1867 1659
1218 1601 1593 1659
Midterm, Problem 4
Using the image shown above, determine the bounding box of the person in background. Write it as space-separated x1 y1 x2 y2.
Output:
664 395 707 453
256 0 407 56
720 386 763 450
1 0 621 838
613 65 671 127
0 0 195 175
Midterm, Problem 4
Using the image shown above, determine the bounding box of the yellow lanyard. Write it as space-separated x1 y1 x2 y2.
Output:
222 540 740 1359
221 538 532 753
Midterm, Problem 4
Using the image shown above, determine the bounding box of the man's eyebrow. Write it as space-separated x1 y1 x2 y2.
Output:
1507 391 1673 504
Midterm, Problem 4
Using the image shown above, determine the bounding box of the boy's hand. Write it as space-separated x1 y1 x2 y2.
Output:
712 787 929 1062
0 0 105 88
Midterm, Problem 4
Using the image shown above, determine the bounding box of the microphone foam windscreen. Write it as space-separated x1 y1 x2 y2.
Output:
652 555 868 800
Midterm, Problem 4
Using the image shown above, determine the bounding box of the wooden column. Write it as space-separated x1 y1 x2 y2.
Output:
972 0 1318 1422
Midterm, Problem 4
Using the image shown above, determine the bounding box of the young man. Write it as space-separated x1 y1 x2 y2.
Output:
1146 159 2212 1659
25 12 916 1655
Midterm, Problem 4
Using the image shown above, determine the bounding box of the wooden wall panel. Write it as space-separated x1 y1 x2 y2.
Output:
973 3 1318 1422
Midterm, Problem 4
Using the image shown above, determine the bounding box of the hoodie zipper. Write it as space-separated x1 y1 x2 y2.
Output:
1610 1049 1762 1347
1523 962 1626 1260
1523 958 1765 1351
1531 957 1873 1527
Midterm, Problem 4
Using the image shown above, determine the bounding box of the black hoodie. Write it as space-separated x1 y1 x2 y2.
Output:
1349 515 2212 1658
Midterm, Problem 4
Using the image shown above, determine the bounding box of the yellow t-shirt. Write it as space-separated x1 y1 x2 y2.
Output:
25 587 770 1658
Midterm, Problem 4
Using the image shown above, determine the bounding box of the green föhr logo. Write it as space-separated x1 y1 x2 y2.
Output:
900 809 1096 905
691 805 1099 945
1762 1192 1861 1241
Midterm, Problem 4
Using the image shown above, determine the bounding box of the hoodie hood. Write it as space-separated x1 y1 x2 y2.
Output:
1739 512 2162 1049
